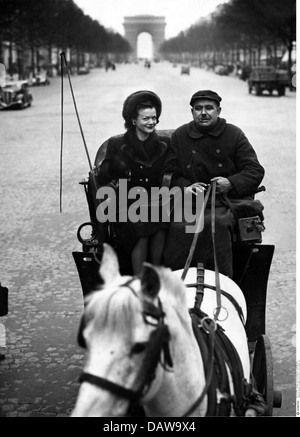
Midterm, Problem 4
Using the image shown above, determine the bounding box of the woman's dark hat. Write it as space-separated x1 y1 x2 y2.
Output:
122 90 162 120
190 90 222 106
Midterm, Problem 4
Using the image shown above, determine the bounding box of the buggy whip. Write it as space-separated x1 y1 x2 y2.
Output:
59 52 93 212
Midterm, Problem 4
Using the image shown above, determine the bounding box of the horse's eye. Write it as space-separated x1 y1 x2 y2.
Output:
131 342 147 354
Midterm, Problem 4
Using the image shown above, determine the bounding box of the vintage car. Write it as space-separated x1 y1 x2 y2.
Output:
214 64 230 76
0 80 33 110
30 73 50 86
180 65 190 75
78 66 90 75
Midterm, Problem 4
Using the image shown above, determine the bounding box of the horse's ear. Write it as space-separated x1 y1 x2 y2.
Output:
140 263 160 299
100 243 121 284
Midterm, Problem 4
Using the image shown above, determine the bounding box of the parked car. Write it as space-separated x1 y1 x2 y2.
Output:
0 80 33 110
181 65 190 75
30 73 50 86
214 64 230 76
78 66 90 75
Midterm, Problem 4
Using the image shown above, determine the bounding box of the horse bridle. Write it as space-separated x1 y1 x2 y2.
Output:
78 278 173 416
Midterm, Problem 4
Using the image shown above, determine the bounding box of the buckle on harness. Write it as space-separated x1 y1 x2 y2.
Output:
199 316 217 334
213 306 229 322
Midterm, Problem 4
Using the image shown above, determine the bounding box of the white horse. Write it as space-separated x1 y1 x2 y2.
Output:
72 243 260 417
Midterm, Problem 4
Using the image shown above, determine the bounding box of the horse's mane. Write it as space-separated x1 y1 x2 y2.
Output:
84 281 143 332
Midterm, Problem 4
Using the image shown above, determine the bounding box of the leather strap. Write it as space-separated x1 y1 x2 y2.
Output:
211 181 222 321
181 184 212 281
79 372 139 400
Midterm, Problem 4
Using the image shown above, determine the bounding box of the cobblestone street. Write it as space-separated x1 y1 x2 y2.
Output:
0 62 296 417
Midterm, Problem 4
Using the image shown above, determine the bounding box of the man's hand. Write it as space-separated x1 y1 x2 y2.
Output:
210 177 232 194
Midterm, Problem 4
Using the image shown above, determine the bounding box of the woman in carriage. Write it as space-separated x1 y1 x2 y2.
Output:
96 90 171 275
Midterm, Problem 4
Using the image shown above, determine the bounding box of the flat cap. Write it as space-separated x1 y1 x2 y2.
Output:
190 90 222 106
122 90 162 120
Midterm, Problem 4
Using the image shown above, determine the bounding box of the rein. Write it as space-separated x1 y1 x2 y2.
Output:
211 181 222 321
78 373 139 401
181 181 222 323
178 181 250 415
181 184 212 281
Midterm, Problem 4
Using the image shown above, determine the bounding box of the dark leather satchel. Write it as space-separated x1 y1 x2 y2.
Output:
220 195 265 243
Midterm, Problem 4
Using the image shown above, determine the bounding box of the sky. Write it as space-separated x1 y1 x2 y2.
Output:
74 0 229 39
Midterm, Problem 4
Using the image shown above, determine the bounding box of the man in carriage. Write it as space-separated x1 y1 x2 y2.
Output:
162 89 265 278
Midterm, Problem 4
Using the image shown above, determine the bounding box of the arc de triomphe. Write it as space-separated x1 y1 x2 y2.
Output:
123 15 166 58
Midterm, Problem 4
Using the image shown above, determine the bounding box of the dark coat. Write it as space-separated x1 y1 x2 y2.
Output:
96 130 171 254
163 118 265 198
162 118 265 277
99 130 170 192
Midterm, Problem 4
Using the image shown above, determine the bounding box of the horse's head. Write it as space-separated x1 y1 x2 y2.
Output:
72 244 206 417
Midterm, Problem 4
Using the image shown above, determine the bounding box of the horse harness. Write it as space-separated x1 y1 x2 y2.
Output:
179 180 257 416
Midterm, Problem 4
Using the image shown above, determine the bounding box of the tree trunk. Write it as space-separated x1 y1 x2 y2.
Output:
0 33 3 63
31 44 35 76
48 44 53 77
16 48 24 79
8 37 13 76
36 48 40 72
288 41 294 91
